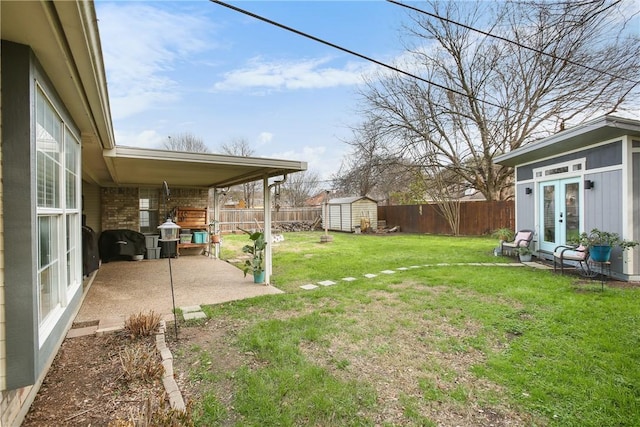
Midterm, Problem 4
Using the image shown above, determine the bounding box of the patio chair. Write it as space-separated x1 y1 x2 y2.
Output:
501 229 534 256
553 244 592 276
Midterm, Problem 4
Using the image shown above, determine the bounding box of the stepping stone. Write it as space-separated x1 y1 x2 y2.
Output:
396 267 408 271
436 263 451 266
181 305 202 313
318 280 336 286
183 311 207 320
342 277 357 282
300 284 318 290
364 273 377 278
67 325 98 339
409 265 421 269
381 270 396 274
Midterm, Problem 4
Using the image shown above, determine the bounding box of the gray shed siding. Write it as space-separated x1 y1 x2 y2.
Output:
583 169 625 272
515 183 535 237
517 141 622 181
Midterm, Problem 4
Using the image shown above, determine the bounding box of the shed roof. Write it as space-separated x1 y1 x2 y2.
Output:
494 115 640 167
329 196 378 204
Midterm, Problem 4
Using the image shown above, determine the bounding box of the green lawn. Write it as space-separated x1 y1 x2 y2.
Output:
173 231 640 426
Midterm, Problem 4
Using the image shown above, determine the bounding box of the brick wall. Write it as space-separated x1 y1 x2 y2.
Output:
166 188 209 213
101 187 139 230
101 187 209 232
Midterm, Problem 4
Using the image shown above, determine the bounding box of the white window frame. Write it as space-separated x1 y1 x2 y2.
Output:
35 83 82 343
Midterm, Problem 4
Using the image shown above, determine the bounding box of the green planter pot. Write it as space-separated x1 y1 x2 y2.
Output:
590 245 612 262
253 270 266 284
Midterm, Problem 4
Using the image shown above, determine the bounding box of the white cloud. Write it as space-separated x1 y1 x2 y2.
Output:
267 145 347 181
97 3 213 120
114 128 164 150
212 57 369 92
257 132 273 146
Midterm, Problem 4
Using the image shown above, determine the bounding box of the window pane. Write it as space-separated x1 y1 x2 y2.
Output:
139 188 159 233
39 216 60 323
36 89 62 208
67 214 79 288
140 210 150 228
65 130 80 208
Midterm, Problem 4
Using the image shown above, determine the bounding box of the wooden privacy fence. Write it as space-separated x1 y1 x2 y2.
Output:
377 201 515 236
217 201 514 236
217 207 322 233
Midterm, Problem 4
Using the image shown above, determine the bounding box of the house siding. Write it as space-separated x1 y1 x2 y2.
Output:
2 41 38 390
1 41 86 427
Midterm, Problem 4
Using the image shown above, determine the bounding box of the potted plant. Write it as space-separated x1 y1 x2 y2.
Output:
209 220 221 243
516 246 533 262
571 228 639 262
492 228 514 256
239 228 267 283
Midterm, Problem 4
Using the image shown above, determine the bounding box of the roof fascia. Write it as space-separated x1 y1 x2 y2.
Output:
494 115 640 166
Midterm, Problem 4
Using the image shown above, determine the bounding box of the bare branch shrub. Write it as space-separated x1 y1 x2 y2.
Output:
118 343 164 383
125 311 162 338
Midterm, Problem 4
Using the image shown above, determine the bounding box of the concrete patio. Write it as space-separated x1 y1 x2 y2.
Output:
74 255 283 328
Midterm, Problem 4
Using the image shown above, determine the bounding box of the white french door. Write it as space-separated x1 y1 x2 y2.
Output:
538 178 582 253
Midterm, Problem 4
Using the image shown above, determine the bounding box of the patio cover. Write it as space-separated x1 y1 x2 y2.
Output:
100 146 307 188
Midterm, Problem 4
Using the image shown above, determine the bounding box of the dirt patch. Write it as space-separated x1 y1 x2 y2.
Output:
22 331 166 427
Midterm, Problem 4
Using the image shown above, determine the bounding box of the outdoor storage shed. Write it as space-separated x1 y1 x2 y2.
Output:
326 196 378 232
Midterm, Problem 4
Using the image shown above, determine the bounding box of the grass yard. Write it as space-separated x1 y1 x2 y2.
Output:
171 232 640 426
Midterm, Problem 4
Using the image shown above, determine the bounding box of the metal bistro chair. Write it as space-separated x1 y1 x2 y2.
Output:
501 229 534 257
553 244 593 276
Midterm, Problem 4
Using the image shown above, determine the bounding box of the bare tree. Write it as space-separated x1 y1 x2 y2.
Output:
332 118 419 204
360 0 640 200
163 132 209 153
280 170 321 207
218 138 260 208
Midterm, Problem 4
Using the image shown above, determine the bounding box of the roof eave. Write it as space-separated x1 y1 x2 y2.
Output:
494 115 640 167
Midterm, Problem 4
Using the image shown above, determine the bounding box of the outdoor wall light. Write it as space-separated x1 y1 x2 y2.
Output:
525 187 533 194
584 179 595 190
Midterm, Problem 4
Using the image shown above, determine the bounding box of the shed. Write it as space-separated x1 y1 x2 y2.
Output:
326 196 378 232
494 114 640 281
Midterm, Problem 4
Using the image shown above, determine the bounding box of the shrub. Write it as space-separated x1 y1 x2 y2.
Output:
125 311 162 338
119 343 164 383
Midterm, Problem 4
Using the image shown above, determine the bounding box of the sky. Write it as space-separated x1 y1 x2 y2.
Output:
95 1 414 182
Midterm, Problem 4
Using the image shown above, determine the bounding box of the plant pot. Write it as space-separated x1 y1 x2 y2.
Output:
253 270 266 284
519 254 532 262
211 234 221 243
590 245 612 262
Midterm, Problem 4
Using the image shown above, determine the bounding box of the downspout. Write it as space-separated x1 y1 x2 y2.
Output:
265 174 287 284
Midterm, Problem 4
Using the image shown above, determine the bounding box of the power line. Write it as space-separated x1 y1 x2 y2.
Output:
209 0 507 112
387 0 640 85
